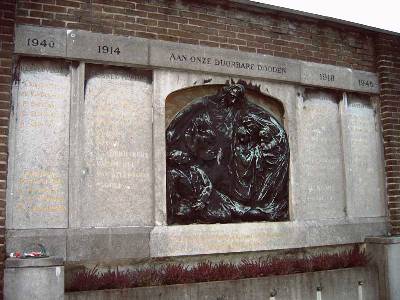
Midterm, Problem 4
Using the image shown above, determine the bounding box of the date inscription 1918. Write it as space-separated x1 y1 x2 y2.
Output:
358 79 374 88
27 38 55 48
319 73 335 82
97 45 120 55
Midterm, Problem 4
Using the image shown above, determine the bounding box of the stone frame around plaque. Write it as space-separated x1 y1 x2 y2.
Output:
152 69 299 226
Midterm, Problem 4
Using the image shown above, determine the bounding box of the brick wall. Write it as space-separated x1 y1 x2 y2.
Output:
0 0 16 297
376 33 400 235
1 0 399 295
14 0 376 72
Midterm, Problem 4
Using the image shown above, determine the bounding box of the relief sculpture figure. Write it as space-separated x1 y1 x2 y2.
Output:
166 83 289 224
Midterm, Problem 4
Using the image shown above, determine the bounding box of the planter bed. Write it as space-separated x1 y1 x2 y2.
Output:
66 266 378 300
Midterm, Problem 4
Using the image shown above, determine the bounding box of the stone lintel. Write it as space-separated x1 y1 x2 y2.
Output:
14 25 380 94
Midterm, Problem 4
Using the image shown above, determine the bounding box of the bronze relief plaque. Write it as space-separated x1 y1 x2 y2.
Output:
166 83 289 224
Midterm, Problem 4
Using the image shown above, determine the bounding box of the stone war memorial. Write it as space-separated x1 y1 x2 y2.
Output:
0 1 400 299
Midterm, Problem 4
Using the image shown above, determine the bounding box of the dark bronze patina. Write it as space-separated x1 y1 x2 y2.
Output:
166 83 289 224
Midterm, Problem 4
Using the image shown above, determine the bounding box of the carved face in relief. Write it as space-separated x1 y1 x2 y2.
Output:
221 84 245 106
184 114 218 161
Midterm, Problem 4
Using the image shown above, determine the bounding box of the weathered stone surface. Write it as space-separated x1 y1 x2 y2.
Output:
150 219 386 257
67 227 151 262
6 59 70 229
5 264 64 300
296 90 345 220
366 237 400 300
13 26 381 94
301 62 352 90
6 257 63 268
342 95 386 218
65 267 378 300
6 229 67 259
14 25 66 57
67 30 149 66
70 65 153 227
150 40 301 82
352 70 380 94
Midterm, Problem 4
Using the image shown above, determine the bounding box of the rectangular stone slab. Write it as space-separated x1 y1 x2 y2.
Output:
14 25 66 57
14 26 381 94
343 95 385 217
301 62 352 90
149 40 301 82
6 59 70 229
352 70 380 94
71 65 153 227
67 30 149 66
296 90 346 220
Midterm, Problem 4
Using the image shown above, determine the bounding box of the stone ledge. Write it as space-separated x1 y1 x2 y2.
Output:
6 257 63 268
365 235 400 244
150 219 387 257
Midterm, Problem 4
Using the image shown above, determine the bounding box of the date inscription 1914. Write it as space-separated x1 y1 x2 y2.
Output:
27 38 55 48
97 45 120 55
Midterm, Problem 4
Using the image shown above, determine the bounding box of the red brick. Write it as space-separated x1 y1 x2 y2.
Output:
136 4 157 13
136 17 157 27
158 20 178 30
55 0 80 8
157 34 179 42
18 2 43 11
15 16 41 25
168 15 188 24
179 37 199 45
43 4 67 13
29 10 54 19
124 22 146 32
66 22 90 30
148 12 168 21
135 31 156 39
168 29 208 41
200 40 219 48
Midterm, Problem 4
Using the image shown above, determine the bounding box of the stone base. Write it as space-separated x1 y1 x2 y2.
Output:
365 236 400 300
4 257 64 300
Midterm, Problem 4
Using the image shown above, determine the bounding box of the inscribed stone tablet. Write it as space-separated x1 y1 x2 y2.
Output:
352 70 380 94
297 91 345 220
150 40 300 82
14 25 66 57
67 30 149 66
7 59 70 229
75 65 153 227
301 62 352 90
344 96 385 217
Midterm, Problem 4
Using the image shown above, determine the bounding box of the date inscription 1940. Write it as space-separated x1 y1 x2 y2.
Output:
27 38 55 48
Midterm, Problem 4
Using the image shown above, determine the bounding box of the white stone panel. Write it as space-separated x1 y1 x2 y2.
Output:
7 59 70 229
73 66 153 227
296 90 345 220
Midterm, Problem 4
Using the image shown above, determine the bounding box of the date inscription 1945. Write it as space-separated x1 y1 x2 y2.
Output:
358 79 374 88
27 38 55 48
97 45 120 55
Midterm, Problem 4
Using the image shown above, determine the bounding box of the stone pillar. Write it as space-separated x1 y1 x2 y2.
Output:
365 236 400 300
4 257 64 300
